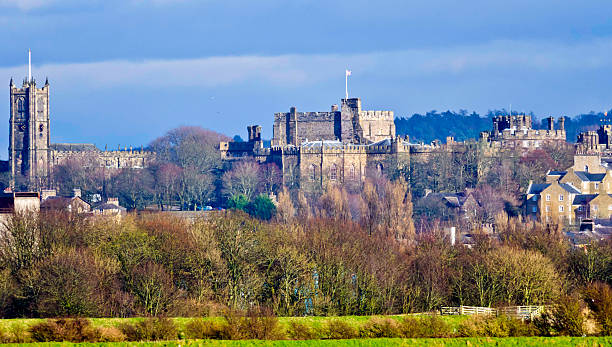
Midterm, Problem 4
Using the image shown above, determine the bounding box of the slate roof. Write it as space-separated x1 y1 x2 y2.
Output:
560 183 582 194
51 143 99 152
574 171 606 182
527 183 550 194
573 194 598 205
548 171 567 176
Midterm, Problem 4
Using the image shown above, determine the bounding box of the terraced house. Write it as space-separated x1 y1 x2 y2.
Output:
526 154 612 223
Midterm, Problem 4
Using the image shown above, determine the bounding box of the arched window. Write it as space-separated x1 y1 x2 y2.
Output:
349 165 356 180
377 163 383 175
17 97 25 113
329 164 337 181
309 164 316 181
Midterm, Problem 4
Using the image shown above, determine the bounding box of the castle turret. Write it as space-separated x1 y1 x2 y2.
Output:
547 116 554 131
559 116 565 131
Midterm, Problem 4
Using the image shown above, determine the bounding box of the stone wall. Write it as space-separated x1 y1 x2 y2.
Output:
51 147 155 170
272 98 395 146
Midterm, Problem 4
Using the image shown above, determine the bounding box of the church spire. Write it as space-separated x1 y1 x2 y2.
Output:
9 77 13 87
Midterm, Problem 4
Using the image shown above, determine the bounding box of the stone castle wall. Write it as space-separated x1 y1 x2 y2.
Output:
51 148 155 170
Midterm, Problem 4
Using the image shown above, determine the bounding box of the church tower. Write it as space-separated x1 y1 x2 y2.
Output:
9 50 51 189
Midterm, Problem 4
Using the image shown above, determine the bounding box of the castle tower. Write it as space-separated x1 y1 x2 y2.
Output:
9 51 51 189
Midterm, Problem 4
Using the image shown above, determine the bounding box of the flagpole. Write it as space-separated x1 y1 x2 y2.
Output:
345 71 348 100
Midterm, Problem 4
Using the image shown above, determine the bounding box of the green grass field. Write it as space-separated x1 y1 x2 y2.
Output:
1 337 612 346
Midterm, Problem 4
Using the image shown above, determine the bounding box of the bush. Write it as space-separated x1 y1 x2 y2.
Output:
98 326 126 342
222 308 285 340
287 321 318 340
29 318 100 342
119 317 177 341
399 315 450 338
458 315 536 337
184 318 226 339
6 323 30 343
246 195 277 220
326 319 357 339
535 295 585 336
359 317 400 338
584 282 612 335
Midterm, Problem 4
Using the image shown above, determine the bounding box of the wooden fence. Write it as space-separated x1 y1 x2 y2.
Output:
440 305 544 319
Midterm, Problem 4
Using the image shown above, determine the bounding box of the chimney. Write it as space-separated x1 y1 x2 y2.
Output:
72 188 81 198
547 116 554 131
559 116 565 131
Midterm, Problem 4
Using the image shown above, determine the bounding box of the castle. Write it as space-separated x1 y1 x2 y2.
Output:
221 101 570 190
3 54 154 190
221 98 410 190
479 114 566 151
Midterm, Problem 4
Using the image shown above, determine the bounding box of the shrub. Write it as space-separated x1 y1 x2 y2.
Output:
326 319 357 339
29 318 100 342
458 315 538 338
98 326 126 342
359 317 400 338
119 317 177 341
223 307 285 340
584 282 612 335
287 321 318 340
399 315 450 338
535 295 585 336
184 318 226 339
7 323 31 343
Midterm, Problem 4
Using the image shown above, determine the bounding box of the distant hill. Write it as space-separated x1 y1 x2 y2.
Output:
395 110 609 144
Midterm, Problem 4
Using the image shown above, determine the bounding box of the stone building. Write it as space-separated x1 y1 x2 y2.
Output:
575 122 612 155
479 114 566 151
4 66 155 190
272 98 395 146
221 97 409 189
525 154 612 224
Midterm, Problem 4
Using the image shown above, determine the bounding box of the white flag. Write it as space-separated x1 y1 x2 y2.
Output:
346 69 352 76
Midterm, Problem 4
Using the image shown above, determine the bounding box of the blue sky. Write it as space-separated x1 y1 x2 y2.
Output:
1 0 612 159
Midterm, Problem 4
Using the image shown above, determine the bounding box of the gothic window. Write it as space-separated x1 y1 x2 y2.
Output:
329 164 337 181
39 124 44 132
309 164 316 181
377 163 383 175
349 164 356 180
17 97 25 113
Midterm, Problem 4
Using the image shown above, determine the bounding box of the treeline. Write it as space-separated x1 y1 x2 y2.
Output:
395 109 611 144
0 206 609 319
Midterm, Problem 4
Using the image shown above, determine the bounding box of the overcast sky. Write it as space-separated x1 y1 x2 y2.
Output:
1 0 612 159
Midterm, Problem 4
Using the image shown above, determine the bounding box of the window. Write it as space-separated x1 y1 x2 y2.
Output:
546 194 551 201
593 205 599 211
329 164 337 181
559 206 564 212
532 206 537 213
585 165 589 171
533 195 538 201
17 97 25 113
349 165 356 180
595 183 599 189
559 194 564 201
376 163 383 175
545 206 550 212
578 206 583 212
309 164 316 181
